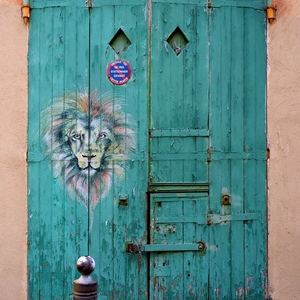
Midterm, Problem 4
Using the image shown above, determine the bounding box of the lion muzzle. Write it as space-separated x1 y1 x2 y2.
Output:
78 152 101 170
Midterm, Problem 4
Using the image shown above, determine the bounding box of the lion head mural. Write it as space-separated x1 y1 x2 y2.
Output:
41 91 135 209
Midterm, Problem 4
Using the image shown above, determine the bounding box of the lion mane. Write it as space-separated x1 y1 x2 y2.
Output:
41 91 135 209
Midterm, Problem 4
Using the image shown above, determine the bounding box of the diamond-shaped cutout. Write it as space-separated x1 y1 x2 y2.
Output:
166 26 189 56
109 28 131 57
171 138 182 153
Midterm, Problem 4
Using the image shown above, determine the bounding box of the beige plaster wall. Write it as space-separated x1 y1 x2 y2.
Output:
0 0 27 298
268 0 300 299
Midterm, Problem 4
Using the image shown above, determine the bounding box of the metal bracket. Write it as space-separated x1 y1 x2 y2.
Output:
267 6 276 23
21 6 30 23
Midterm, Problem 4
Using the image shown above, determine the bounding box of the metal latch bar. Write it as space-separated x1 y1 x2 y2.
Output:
207 213 260 224
156 215 207 225
156 213 260 225
149 183 209 193
142 244 200 252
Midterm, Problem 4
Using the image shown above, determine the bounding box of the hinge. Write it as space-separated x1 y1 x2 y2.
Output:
266 1 277 24
21 5 30 24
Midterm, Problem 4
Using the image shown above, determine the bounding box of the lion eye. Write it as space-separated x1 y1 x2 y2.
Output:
71 133 81 140
99 132 108 139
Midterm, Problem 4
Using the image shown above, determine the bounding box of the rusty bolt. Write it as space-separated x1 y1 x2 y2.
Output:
198 242 206 252
222 194 231 206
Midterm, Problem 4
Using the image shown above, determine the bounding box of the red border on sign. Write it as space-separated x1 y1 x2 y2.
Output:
107 60 132 85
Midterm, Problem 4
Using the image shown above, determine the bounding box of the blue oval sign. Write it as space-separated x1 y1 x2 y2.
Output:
107 60 132 85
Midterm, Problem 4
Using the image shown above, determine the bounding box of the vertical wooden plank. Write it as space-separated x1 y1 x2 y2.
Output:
230 159 245 299
230 8 244 154
209 6 231 153
209 7 232 297
244 160 267 298
151 2 173 184
63 6 90 296
89 5 116 298
228 7 246 299
31 8 55 299
183 195 209 299
208 160 232 298
50 7 66 298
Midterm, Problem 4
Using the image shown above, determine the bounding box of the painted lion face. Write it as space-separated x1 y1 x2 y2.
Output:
69 121 112 173
41 91 135 209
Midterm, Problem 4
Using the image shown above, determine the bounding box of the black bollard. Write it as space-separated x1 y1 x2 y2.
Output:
73 256 98 300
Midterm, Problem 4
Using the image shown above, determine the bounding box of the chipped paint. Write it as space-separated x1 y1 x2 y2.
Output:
246 276 253 294
236 286 244 299
214 286 221 299
155 224 176 234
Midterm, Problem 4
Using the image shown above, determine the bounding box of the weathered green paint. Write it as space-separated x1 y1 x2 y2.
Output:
208 4 267 299
28 0 267 299
149 193 209 298
88 3 148 299
28 6 90 299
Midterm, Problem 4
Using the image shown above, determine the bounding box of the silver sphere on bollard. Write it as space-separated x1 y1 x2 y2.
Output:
73 256 98 300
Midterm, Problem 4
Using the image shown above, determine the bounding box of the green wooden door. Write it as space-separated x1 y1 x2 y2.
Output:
28 0 267 299
147 0 267 298
28 0 148 298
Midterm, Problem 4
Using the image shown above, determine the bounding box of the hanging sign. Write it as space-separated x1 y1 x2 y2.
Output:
107 60 132 85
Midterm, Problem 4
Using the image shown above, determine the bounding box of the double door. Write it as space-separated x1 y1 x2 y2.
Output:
28 0 267 298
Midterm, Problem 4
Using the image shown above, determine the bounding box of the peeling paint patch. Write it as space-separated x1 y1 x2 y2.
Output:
236 286 244 299
246 276 253 294
143 3 147 21
214 286 221 299
164 41 169 53
155 224 176 234
188 282 194 295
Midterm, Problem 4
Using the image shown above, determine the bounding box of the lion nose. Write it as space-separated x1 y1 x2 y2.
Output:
82 154 96 161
